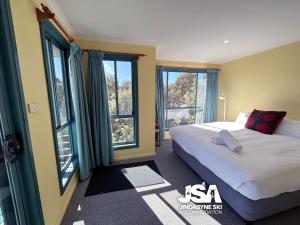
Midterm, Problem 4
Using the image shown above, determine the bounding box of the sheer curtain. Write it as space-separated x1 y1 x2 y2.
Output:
203 69 219 123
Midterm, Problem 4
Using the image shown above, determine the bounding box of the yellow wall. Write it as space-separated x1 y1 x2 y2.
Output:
156 59 221 69
10 0 78 225
219 41 300 121
77 39 156 161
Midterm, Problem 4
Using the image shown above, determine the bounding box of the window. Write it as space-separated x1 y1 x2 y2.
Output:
40 21 77 193
103 55 139 149
163 70 207 130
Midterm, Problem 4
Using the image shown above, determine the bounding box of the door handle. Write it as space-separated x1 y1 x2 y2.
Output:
3 135 21 163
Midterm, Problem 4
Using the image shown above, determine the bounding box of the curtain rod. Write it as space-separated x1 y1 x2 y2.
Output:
36 4 74 43
157 65 221 71
83 49 146 57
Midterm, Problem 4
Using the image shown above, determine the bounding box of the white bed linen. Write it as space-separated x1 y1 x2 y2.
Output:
169 122 300 200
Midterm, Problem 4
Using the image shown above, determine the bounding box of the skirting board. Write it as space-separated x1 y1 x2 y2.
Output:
114 152 156 161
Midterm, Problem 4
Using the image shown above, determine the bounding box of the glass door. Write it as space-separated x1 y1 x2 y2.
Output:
0 1 44 224
0 129 17 225
0 52 24 225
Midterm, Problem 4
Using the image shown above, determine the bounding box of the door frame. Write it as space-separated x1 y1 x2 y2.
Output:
0 0 44 224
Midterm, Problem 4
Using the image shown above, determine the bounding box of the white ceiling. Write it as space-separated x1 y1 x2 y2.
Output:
54 0 300 63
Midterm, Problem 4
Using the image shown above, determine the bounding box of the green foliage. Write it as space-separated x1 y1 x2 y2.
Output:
111 119 134 144
165 73 206 128
55 78 67 123
106 74 134 143
106 75 116 114
167 73 196 107
118 80 132 115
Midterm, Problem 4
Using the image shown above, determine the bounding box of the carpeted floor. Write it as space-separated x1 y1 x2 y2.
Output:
61 140 300 225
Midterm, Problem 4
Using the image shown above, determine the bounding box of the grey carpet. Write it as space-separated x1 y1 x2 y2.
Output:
61 140 300 225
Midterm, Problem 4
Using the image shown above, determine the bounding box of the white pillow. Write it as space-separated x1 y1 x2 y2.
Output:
235 112 250 126
275 118 300 139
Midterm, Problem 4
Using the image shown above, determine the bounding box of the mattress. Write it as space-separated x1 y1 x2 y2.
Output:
169 122 300 200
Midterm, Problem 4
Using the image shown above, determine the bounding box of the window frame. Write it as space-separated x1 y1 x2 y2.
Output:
103 54 139 150
39 20 78 194
163 68 207 130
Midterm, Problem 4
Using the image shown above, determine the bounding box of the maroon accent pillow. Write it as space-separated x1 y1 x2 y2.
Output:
245 109 286 134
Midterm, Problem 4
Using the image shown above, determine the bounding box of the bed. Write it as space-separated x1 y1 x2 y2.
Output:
169 121 300 221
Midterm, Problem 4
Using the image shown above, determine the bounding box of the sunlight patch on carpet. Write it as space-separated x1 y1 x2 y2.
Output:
160 190 221 225
142 194 186 225
122 165 164 188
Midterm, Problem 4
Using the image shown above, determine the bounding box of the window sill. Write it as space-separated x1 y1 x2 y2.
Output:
60 158 78 195
113 143 138 150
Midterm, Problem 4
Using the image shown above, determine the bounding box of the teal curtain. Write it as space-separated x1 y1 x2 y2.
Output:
203 69 219 123
69 43 95 180
155 67 165 140
88 50 113 167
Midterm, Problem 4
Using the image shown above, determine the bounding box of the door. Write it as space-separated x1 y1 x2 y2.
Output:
0 51 24 225
0 130 17 225
0 0 44 224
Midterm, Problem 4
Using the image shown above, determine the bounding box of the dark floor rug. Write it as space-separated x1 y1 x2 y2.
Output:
85 160 162 196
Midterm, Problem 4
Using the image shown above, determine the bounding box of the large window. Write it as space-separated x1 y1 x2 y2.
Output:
103 55 139 149
40 21 77 193
163 70 207 129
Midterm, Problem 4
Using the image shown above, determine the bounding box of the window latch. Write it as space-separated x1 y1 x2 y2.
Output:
2 135 22 163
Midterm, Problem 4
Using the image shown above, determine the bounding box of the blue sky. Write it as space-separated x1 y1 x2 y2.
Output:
103 60 131 83
54 57 63 81
52 44 64 81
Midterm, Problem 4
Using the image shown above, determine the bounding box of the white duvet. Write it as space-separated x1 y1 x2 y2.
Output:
169 122 300 200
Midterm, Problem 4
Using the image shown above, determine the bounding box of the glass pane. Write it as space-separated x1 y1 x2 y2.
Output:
196 73 207 107
167 72 197 107
111 118 134 144
57 126 72 171
0 127 17 225
195 108 204 124
103 60 117 114
166 108 195 128
117 61 132 115
52 44 68 125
